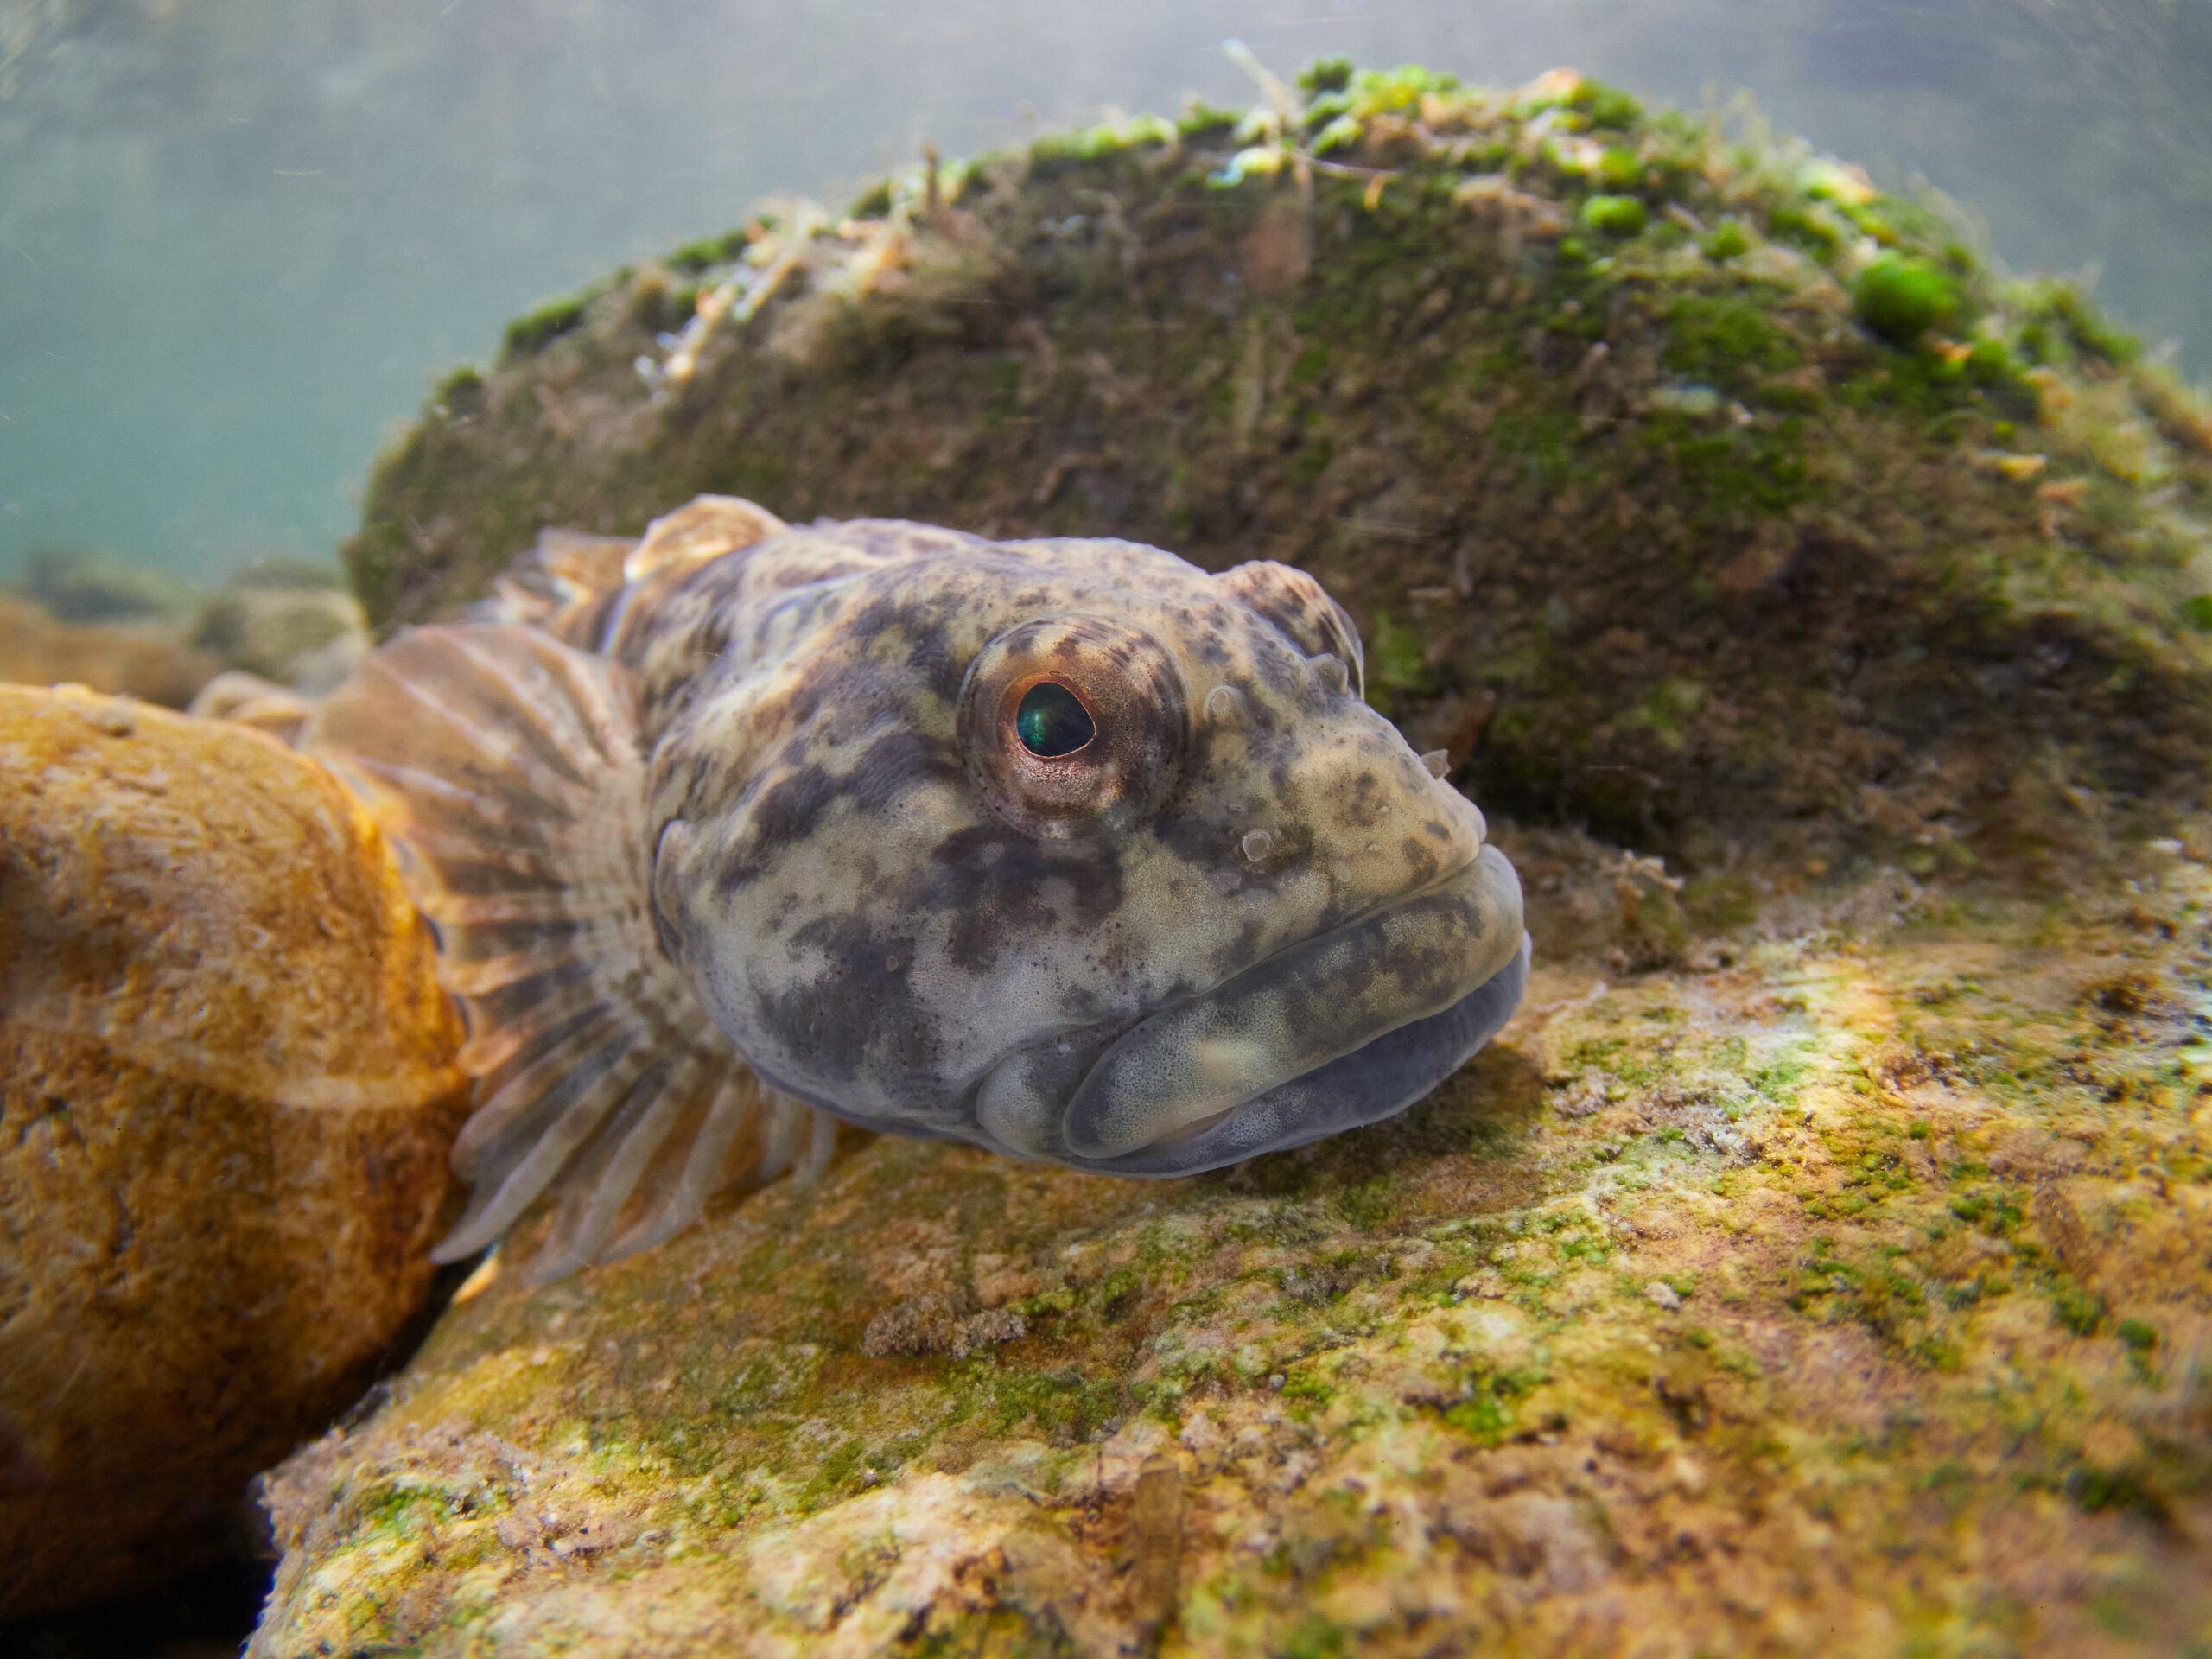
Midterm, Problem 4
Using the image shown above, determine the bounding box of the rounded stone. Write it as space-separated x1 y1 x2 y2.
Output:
0 683 469 1618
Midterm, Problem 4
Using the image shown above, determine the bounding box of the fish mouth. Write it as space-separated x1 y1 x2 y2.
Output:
976 844 1529 1174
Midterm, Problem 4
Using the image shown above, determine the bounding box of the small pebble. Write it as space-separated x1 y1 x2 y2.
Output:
1645 1281 1684 1311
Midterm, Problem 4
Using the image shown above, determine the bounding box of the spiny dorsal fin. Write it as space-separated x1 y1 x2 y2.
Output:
303 622 825 1281
471 495 787 652
621 494 787 586
472 529 637 639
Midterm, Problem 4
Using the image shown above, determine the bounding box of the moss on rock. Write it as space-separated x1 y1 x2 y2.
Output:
249 827 2212 1655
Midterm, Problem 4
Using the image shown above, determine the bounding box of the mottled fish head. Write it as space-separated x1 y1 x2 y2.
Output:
648 524 1527 1174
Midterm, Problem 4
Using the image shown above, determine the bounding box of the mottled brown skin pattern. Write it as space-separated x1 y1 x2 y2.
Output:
578 505 1524 1170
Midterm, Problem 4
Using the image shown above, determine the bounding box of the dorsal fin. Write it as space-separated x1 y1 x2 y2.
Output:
473 495 786 652
472 529 637 639
620 494 787 585
303 622 827 1281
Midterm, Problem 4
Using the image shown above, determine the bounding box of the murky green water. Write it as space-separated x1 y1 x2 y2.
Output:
2 0 2205 585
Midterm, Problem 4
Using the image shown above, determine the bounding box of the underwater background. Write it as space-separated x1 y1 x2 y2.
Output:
7 3 2212 1652
1 0 2208 588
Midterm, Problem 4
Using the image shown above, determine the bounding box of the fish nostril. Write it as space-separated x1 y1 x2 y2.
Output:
1420 748 1451 779
1241 828 1274 861
1204 683 1249 725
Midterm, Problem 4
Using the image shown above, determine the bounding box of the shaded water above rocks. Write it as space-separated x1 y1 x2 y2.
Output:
3 0 2209 586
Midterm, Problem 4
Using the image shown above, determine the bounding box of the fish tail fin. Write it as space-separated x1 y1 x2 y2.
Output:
302 622 820 1280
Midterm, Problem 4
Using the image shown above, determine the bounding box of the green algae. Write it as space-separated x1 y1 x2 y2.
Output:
1578 193 1647 237
1853 252 1963 345
498 289 594 359
665 227 753 273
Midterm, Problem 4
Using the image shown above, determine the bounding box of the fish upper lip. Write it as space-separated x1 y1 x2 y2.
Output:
1135 848 1488 1022
976 845 1523 1163
1013 852 1485 1065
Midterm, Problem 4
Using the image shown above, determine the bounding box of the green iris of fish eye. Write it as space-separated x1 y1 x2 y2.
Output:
1015 681 1096 757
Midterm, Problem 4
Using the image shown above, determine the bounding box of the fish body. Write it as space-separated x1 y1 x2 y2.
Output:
309 497 1527 1278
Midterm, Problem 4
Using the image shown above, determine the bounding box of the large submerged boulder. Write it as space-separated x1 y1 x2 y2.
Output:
348 61 2212 868
0 685 469 1617
245 60 2212 1656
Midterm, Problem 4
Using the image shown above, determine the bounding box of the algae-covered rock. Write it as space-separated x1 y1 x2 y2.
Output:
16 547 202 630
187 558 370 694
248 830 2212 1656
4 566 366 716
346 62 2212 863
4 550 369 711
0 684 470 1617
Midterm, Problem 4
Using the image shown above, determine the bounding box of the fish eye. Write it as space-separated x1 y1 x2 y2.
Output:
958 617 1189 838
1015 681 1096 758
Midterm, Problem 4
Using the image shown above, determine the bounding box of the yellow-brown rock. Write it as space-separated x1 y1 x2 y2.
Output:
0 683 469 1618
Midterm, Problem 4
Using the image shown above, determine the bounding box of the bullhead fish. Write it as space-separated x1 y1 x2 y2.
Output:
307 496 1529 1281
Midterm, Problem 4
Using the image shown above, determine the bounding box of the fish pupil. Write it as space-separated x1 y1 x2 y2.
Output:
1016 682 1096 757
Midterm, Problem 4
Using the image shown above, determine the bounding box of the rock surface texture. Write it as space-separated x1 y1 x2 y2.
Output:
250 60 2212 1656
0 685 468 1616
249 831 2212 1656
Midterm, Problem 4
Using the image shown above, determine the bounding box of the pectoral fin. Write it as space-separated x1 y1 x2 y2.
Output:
305 623 823 1281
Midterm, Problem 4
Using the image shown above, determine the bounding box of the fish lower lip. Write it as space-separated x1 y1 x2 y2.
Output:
1058 844 1526 1160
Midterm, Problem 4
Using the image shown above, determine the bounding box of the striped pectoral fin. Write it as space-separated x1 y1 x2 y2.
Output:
304 623 799 1281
